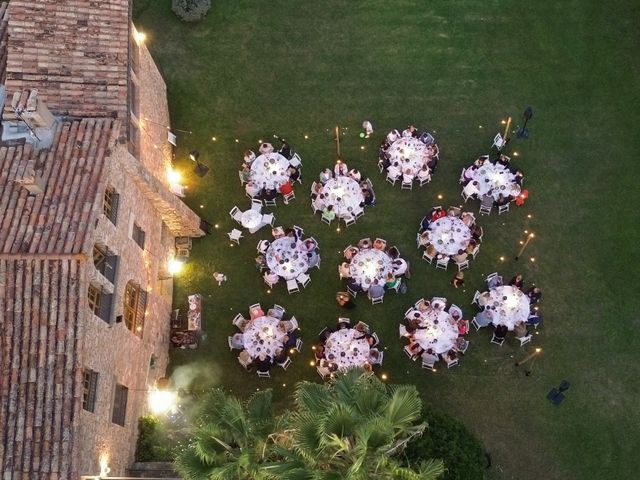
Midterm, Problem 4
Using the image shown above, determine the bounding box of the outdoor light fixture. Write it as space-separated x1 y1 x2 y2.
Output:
167 258 184 275
148 388 178 414
189 150 200 162
134 30 146 44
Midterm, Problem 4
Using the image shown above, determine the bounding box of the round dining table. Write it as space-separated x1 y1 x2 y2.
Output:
324 328 371 370
468 163 520 200
483 285 531 330
242 315 286 359
240 209 263 230
320 176 364 218
386 137 430 180
250 152 291 190
428 216 472 256
409 307 459 354
265 237 310 280
348 248 393 291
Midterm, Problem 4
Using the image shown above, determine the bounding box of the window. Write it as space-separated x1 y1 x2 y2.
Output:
112 384 128 426
123 281 147 337
93 245 118 284
132 222 145 249
103 187 119 225
87 284 113 324
82 370 99 413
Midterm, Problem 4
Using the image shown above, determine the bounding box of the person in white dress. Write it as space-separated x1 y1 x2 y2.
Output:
259 143 274 154
264 270 280 285
348 169 362 182
334 160 348 176
243 149 256 166
463 180 480 198
362 120 374 137
402 169 414 184
417 165 431 183
386 129 400 143
392 258 408 276
402 125 417 137
319 168 333 184
313 193 327 211
387 162 401 179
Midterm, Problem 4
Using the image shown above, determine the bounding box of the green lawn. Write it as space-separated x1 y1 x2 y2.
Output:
134 1 640 479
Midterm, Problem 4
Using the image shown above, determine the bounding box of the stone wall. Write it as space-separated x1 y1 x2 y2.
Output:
76 144 176 477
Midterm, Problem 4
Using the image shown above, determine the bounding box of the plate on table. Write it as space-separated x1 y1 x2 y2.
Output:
190 304 197 310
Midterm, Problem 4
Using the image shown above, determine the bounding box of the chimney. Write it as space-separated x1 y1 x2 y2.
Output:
13 89 55 129
3 89 57 148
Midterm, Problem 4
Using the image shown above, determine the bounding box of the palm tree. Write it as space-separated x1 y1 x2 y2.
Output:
174 388 280 480
262 369 444 480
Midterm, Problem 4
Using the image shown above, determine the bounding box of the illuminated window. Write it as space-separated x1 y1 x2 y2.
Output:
123 281 147 337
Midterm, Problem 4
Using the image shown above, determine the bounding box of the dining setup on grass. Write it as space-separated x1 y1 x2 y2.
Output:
460 154 527 215
229 302 302 377
256 226 319 293
400 296 470 370
311 159 375 227
418 205 482 270
338 237 409 304
471 272 543 347
313 318 383 379
378 126 439 189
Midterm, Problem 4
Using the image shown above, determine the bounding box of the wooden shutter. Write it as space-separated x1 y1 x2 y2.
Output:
99 293 113 323
112 385 128 426
111 193 120 224
104 255 118 284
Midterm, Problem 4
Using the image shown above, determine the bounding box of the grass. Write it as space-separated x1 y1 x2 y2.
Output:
134 1 640 479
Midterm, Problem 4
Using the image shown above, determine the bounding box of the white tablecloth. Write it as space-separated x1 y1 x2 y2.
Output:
250 152 291 190
240 209 263 230
386 137 430 180
428 217 471 256
325 328 371 370
483 285 530 330
242 316 286 359
348 248 393 291
318 176 364 219
266 237 310 280
468 163 519 200
410 308 459 354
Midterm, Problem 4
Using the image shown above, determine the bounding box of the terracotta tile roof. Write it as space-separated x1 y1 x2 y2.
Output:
0 257 85 479
0 2 8 84
4 0 130 121
0 117 120 255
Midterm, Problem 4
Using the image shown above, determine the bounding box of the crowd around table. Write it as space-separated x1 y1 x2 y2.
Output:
312 160 375 224
230 303 301 375
401 297 470 369
460 154 527 210
339 237 408 301
241 140 302 203
256 226 319 287
418 206 482 269
474 273 543 344
378 126 439 187
314 318 383 378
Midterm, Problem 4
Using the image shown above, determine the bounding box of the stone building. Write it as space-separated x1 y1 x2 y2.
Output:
0 1 203 478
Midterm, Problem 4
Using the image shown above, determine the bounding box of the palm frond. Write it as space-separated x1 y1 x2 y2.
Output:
384 386 423 431
294 381 333 414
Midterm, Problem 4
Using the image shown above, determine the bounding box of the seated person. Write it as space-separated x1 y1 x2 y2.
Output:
474 156 487 167
478 291 492 307
267 307 284 319
322 205 336 221
337 319 350 330
279 319 297 333
250 307 265 319
240 164 252 183
447 206 461 217
314 344 325 360
245 181 262 198
387 246 400 259
259 142 274 155
313 193 327 211
346 277 363 293
417 165 431 182
457 319 469 335
487 274 503 289
392 258 408 276
442 350 458 363
306 251 319 268
318 328 333 343
494 193 510 207
368 279 385 299
348 168 362 182
408 341 424 357
262 188 277 202
282 333 298 350
515 188 529 206
254 353 272 372
427 155 438 171
465 238 478 255
461 212 475 227
386 129 400 143
513 321 528 339
362 189 375 206
357 238 372 249
368 349 382 364
387 162 402 179
243 149 256 165
514 169 524 185
339 262 351 278
527 286 542 303
418 231 431 247
509 274 524 289
497 154 510 167
430 207 446 222
526 311 543 327
425 243 438 259
354 321 370 333
454 337 469 352
287 166 301 183
273 348 289 364
427 143 439 158
271 226 285 238
319 168 333 184
278 141 292 159
334 159 348 176
452 249 468 264
421 348 439 364
255 254 267 271
493 324 509 340
419 215 431 232
471 224 483 241
279 181 294 196
402 125 417 137
417 299 432 313
263 270 279 285
384 273 400 290
237 349 253 368
301 238 317 252
462 165 477 182
475 309 493 327
402 169 414 184
344 246 359 260
463 180 480 198
373 238 386 250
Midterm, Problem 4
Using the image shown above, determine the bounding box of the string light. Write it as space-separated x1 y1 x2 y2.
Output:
212 136 217 141
304 134 309 139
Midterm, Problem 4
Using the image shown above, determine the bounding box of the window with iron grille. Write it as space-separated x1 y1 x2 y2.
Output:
103 188 119 225
82 370 99 413
132 222 145 249
123 281 147 337
112 384 128 426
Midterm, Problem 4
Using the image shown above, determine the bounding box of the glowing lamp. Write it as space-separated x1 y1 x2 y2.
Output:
167 258 184 275
148 388 177 414
134 31 146 44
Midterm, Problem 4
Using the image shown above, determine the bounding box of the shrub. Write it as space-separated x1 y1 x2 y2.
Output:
403 405 487 480
171 0 212 23
135 415 173 462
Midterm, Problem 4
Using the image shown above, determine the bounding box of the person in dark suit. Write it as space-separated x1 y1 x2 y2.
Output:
254 354 272 373
494 324 508 340
509 274 524 289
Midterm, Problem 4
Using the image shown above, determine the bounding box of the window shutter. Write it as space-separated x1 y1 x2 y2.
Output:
99 293 113 323
105 255 118 284
111 193 120 224
136 289 147 324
